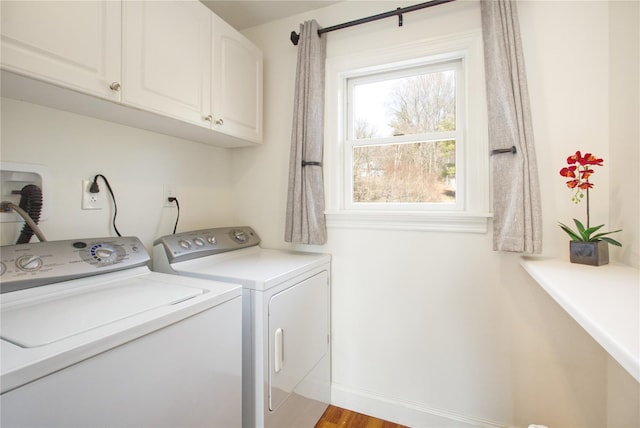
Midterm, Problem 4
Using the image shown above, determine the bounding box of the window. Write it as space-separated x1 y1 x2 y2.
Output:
324 31 490 232
346 60 462 210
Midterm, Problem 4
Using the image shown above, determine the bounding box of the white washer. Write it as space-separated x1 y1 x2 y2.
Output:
1 236 242 428
153 227 331 428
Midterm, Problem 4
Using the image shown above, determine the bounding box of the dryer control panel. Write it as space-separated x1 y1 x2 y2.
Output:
0 237 149 293
154 226 260 264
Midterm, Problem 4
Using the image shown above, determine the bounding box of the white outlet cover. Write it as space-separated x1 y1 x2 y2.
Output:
163 185 177 208
82 180 103 210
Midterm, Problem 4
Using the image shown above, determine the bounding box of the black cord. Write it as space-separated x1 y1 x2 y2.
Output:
169 197 180 234
91 174 122 237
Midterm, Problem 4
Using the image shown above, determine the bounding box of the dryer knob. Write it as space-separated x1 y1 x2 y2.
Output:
193 238 205 247
207 236 217 245
178 239 192 249
232 230 247 243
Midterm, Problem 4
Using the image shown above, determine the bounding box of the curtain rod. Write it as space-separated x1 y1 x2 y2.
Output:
290 0 456 45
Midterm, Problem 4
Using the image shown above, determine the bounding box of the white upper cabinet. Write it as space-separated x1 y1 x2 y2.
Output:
0 1 122 101
211 14 263 144
122 1 212 127
0 0 263 147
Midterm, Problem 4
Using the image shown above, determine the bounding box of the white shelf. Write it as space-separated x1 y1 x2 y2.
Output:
520 257 640 383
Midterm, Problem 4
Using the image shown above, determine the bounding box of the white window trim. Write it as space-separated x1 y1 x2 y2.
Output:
324 30 490 233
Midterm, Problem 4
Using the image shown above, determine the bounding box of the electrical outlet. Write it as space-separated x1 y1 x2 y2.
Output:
163 185 177 208
82 179 103 210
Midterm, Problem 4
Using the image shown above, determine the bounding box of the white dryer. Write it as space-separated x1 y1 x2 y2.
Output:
1 236 242 428
153 227 330 428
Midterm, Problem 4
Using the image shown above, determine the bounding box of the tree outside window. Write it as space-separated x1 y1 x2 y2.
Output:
348 62 460 206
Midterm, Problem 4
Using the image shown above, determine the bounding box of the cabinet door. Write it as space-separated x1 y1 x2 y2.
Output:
123 1 211 127
0 1 121 101
212 14 263 144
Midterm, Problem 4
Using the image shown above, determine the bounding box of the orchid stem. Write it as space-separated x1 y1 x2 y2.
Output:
586 187 590 229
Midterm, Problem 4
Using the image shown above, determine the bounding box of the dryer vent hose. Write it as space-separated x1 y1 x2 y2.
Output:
16 184 43 244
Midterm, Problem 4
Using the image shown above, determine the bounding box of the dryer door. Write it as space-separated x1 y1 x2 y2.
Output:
268 270 329 411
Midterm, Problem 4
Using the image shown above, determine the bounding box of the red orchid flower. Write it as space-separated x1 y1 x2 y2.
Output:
559 152 603 191
559 166 576 178
566 151 604 167
580 168 594 179
578 182 593 190
567 151 579 164
583 153 603 166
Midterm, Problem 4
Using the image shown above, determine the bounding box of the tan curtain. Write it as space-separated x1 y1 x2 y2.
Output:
481 0 542 253
285 20 327 245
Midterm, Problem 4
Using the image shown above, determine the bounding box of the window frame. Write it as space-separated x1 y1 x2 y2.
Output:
324 30 490 233
344 59 465 212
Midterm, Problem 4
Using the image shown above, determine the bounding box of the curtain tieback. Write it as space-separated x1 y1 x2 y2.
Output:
301 161 323 167
490 145 517 156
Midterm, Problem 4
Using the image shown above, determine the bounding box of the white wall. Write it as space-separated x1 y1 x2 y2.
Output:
609 0 640 269
1 1 637 427
606 2 640 425
238 1 639 427
0 98 236 250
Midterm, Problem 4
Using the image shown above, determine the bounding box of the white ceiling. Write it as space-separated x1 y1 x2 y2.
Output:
201 1 342 31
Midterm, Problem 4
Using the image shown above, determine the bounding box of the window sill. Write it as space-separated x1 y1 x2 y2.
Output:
521 256 640 383
325 211 491 233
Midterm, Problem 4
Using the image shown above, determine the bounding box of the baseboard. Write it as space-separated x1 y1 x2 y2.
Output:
330 382 515 428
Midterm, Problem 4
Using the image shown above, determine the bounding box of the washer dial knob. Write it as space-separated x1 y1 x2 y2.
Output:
78 242 128 267
90 244 119 263
16 255 43 272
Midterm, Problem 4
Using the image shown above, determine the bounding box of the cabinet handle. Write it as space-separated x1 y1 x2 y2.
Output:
204 115 213 122
109 82 121 92
215 118 224 126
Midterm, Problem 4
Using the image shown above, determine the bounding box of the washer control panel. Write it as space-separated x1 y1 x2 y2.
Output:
0 237 149 294
154 226 260 264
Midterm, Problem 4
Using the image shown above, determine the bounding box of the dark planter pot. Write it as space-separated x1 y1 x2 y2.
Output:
569 241 609 266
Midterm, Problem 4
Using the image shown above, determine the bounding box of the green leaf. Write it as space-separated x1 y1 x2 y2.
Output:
558 222 583 241
591 229 622 241
600 236 623 247
573 219 587 237
591 229 622 237
583 224 604 240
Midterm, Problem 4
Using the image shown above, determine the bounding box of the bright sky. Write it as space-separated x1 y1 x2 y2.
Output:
353 80 395 138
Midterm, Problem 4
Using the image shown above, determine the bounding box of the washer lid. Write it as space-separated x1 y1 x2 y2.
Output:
1 279 203 348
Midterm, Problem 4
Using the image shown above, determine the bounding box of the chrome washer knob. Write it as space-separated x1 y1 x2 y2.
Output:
16 255 43 272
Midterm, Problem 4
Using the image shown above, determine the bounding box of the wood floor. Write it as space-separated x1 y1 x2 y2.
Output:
315 405 408 428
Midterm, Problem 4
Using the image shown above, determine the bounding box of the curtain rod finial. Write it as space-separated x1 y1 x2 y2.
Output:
290 31 300 45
